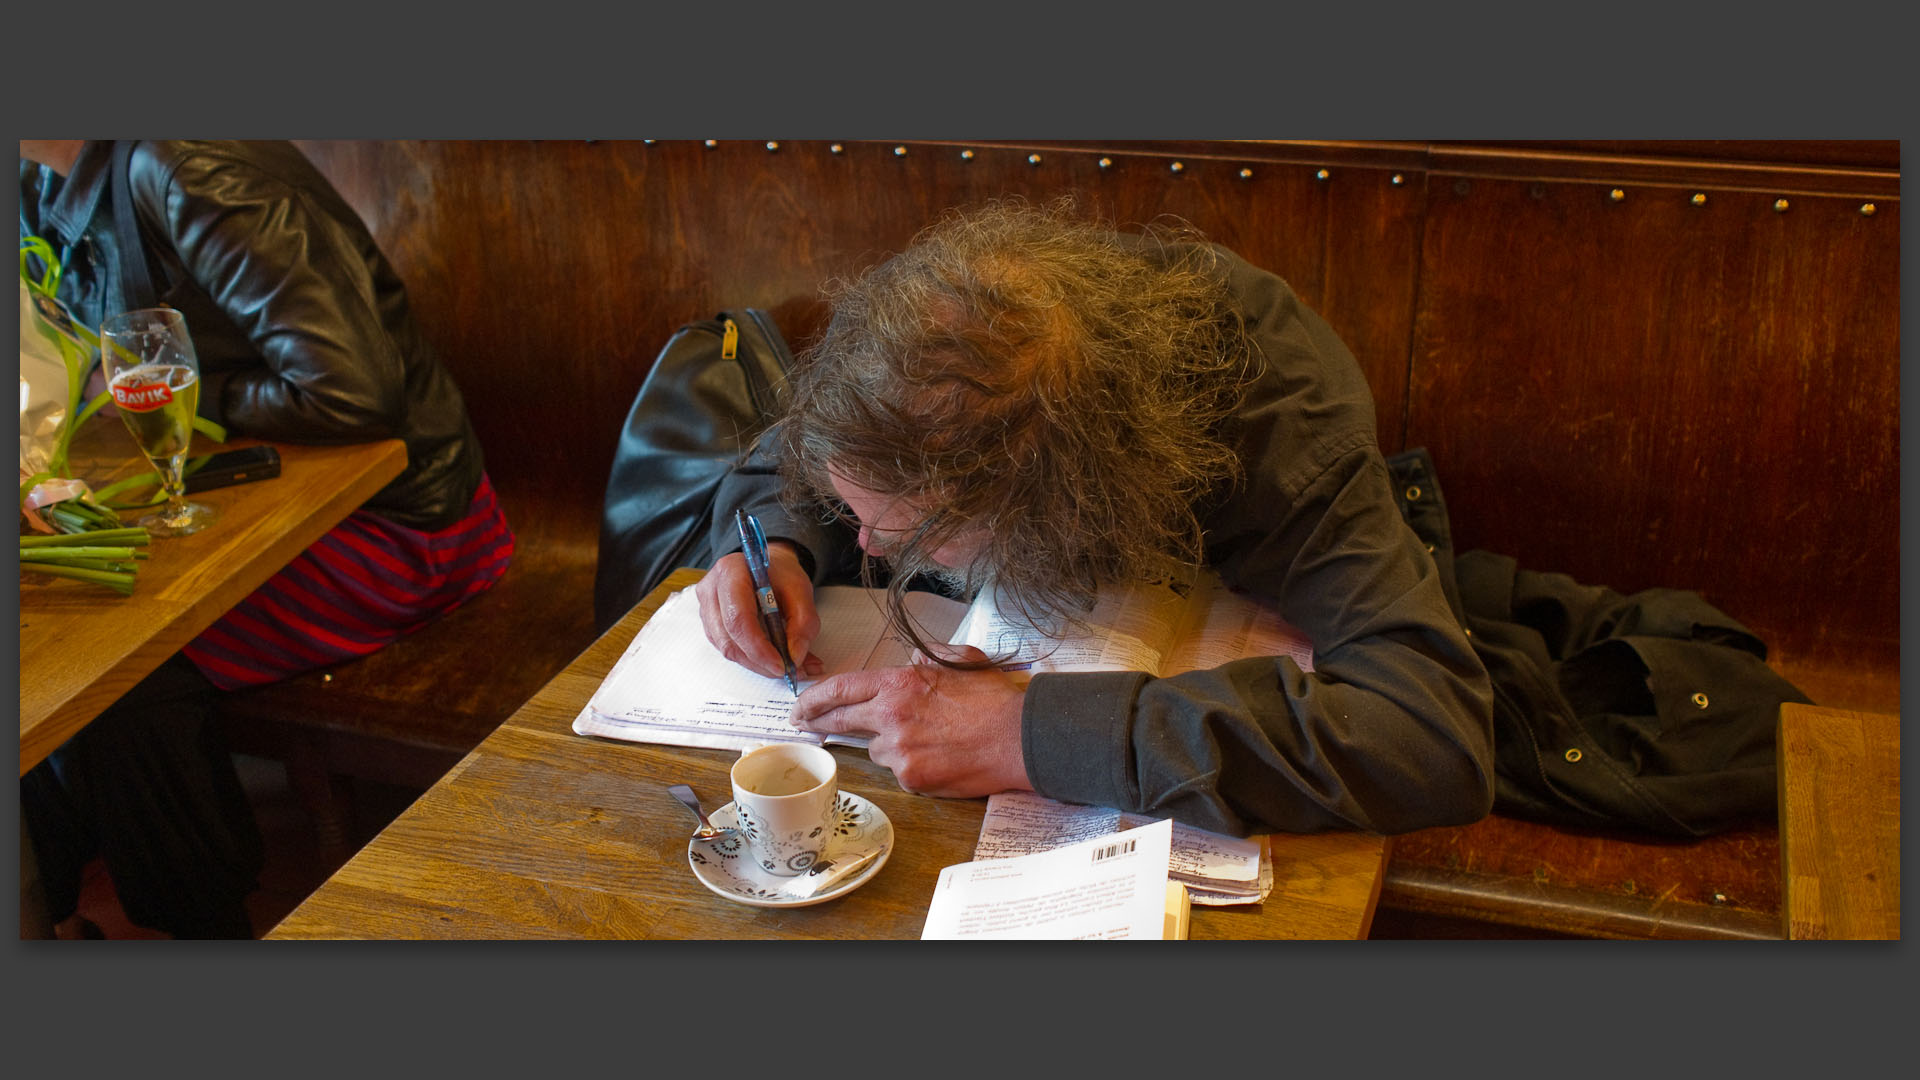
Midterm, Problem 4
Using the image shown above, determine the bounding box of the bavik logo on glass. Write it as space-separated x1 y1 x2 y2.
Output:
112 378 173 413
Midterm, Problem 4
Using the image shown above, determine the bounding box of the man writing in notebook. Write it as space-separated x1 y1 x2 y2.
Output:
694 199 1495 837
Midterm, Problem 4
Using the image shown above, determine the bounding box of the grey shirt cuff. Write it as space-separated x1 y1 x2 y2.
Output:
1021 669 1151 810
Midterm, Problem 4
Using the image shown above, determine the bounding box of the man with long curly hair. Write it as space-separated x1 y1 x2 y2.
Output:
695 199 1495 836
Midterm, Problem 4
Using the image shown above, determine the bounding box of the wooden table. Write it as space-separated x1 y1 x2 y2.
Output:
1778 703 1901 939
270 568 1389 939
18 421 406 773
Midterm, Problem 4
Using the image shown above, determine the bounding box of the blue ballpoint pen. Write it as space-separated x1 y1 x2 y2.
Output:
735 509 800 696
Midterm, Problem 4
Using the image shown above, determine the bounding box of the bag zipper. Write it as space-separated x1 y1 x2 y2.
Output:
741 308 794 417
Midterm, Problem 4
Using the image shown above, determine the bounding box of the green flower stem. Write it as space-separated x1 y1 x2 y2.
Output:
21 527 151 548
73 389 114 429
45 507 93 533
21 562 135 595
92 470 166 502
73 501 122 527
20 558 139 573
19 547 150 563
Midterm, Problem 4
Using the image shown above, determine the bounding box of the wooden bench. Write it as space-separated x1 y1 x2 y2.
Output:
214 140 1898 924
1372 665 1899 940
215 514 600 859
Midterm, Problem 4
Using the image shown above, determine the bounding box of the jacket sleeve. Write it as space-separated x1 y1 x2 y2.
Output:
708 425 862 582
1022 445 1496 836
145 150 408 441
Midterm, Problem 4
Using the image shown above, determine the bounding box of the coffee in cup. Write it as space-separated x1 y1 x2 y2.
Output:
731 743 839 876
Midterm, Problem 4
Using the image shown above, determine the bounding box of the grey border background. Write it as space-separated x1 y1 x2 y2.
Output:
8 0 1911 1073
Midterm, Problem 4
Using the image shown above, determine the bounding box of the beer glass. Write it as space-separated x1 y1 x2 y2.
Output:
99 307 217 537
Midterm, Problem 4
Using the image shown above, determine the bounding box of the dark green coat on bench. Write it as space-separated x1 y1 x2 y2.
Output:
1389 448 1811 838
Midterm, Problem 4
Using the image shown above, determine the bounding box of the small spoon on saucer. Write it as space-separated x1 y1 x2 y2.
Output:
667 783 739 842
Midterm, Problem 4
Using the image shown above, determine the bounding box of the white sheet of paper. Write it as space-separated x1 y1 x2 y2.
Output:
1164 575 1315 675
1118 811 1262 884
574 590 831 750
973 791 1126 858
953 579 1182 676
923 818 1174 940
977 792 1263 887
573 587 969 752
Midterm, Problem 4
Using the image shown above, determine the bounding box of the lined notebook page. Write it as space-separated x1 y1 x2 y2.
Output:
572 586 966 752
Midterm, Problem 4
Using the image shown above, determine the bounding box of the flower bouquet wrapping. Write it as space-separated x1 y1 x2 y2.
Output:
18 237 226 591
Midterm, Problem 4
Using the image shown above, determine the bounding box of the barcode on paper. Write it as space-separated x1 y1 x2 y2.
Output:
1090 838 1137 862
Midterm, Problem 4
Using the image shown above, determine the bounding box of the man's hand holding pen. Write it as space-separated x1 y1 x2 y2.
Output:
735 510 802 695
695 534 825 689
694 513 1033 800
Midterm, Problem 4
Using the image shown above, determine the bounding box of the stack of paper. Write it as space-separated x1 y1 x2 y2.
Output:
924 819 1180 939
572 586 969 752
972 791 1272 906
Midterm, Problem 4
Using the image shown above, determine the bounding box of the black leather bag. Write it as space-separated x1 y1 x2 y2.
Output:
593 309 795 632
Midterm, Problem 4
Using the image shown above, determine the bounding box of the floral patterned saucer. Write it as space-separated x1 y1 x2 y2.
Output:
686 790 893 908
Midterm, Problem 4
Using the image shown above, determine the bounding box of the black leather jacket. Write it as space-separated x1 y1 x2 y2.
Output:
20 140 483 530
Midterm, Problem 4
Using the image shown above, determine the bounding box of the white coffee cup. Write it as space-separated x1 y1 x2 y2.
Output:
731 743 839 876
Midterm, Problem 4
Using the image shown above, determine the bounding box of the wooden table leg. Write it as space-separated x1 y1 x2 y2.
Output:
1778 703 1901 940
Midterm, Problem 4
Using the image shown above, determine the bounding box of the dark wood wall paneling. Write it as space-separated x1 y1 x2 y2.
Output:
295 138 1425 545
1408 171 1898 682
293 139 1898 687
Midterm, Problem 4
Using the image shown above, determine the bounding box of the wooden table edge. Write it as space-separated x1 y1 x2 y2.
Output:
271 566 1388 940
18 437 406 774
1777 702 1902 940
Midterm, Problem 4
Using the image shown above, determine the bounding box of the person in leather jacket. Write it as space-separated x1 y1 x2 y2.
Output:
19 140 513 937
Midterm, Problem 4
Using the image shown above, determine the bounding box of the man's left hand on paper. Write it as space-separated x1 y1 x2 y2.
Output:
790 643 1033 798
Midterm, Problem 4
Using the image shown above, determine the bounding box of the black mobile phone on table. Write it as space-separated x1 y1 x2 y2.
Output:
184 445 281 493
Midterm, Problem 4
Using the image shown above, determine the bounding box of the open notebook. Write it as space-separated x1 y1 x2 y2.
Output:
572 571 1313 754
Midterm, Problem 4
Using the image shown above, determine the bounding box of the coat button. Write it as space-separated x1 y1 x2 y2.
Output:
1564 748 1582 763
1691 692 1710 709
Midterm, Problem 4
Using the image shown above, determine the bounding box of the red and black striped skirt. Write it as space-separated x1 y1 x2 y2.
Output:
181 474 514 690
